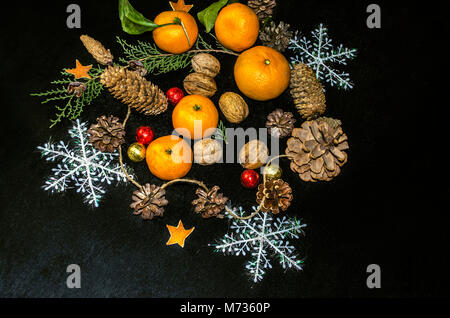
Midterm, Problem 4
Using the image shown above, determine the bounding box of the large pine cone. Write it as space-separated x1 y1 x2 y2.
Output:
130 184 169 220
247 0 276 19
286 117 349 182
192 186 228 218
259 21 293 52
87 115 125 153
256 179 293 214
290 63 326 120
266 108 296 138
80 35 113 65
100 66 168 116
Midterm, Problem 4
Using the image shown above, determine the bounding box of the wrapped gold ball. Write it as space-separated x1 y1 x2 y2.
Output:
262 164 282 181
127 142 146 162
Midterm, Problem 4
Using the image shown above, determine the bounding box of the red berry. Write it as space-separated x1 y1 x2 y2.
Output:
240 169 260 189
166 87 185 106
136 126 154 145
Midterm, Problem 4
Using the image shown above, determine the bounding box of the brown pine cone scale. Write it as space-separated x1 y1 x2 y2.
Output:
80 35 114 65
259 21 293 52
100 66 168 116
266 108 296 138
290 63 326 120
192 186 228 218
256 179 293 214
87 115 125 153
286 117 349 182
130 184 169 220
248 0 276 19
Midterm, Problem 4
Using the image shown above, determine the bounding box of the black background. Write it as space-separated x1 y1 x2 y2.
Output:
0 0 446 298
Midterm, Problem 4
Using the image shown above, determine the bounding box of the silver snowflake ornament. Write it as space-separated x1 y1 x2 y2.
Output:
212 205 307 283
289 23 357 90
38 119 131 207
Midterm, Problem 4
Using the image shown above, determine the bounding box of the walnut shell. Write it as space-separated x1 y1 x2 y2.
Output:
239 140 269 169
192 53 221 78
193 138 223 165
183 72 217 97
218 92 249 124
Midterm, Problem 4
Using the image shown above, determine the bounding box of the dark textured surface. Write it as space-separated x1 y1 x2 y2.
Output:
0 0 443 297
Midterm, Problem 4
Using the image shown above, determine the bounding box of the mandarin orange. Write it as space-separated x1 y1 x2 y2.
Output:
214 3 259 52
153 10 198 54
172 95 219 140
234 46 291 101
146 135 193 180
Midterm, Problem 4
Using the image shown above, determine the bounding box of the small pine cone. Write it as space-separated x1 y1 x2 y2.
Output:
87 115 125 153
266 108 296 138
247 0 276 20
192 186 228 218
256 179 293 214
128 60 147 77
130 184 169 220
285 117 349 182
67 81 86 98
290 63 326 120
259 21 293 52
80 35 113 65
100 66 168 116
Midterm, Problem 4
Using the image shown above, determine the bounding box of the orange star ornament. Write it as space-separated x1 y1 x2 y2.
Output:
166 220 195 248
66 59 92 79
169 0 193 12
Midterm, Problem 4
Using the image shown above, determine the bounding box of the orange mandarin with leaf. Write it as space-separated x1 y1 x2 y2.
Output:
153 10 198 54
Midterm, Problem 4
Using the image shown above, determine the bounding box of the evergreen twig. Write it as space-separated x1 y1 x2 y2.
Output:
31 65 104 128
116 33 237 75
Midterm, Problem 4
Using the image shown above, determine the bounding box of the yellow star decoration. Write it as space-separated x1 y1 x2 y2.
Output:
166 220 195 248
169 0 193 12
66 59 92 79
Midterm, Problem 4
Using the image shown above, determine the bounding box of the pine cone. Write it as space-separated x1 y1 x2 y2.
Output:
192 186 228 218
247 0 276 20
266 108 296 138
256 179 293 214
100 66 168 116
259 21 293 52
130 184 169 220
67 82 86 98
128 60 147 77
290 63 326 120
87 115 125 153
80 35 113 65
286 117 349 182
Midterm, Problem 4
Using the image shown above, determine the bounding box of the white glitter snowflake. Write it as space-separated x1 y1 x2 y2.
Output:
212 206 307 283
38 119 131 207
289 23 357 90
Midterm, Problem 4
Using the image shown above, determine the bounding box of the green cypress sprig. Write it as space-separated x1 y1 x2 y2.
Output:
31 65 104 128
116 33 237 75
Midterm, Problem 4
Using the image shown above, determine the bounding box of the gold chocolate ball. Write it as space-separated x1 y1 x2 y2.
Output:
127 142 146 162
262 164 282 181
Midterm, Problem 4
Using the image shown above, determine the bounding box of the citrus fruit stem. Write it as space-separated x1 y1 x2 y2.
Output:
264 59 271 65
193 104 201 111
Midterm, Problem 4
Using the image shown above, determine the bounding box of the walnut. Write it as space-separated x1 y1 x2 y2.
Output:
239 140 269 169
218 92 249 124
193 139 223 165
191 53 221 78
183 72 217 97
